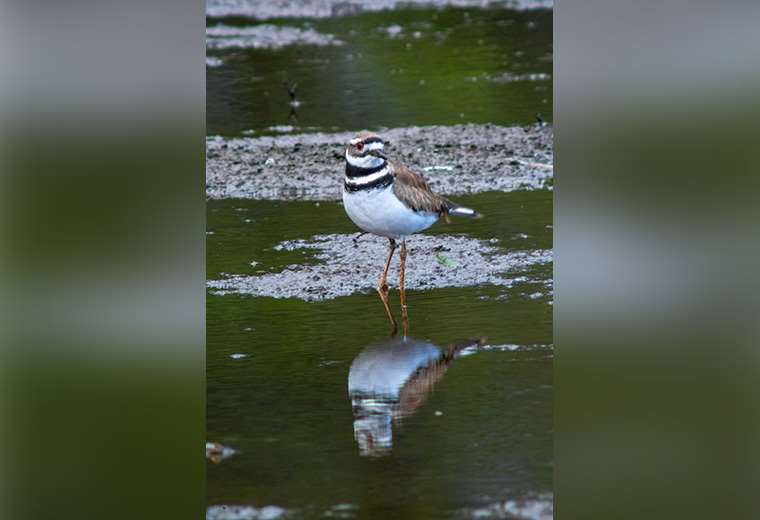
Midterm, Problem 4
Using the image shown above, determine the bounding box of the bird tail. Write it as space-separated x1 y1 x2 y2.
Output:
443 336 488 362
447 205 481 218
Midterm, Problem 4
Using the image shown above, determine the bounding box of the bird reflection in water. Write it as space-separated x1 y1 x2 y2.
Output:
348 335 485 457
284 81 300 124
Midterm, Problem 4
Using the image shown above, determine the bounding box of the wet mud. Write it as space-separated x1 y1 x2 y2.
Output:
206 24 344 51
206 0 554 20
207 232 551 300
206 124 553 200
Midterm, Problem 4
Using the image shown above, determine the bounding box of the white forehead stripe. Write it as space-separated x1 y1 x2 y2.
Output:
348 137 384 149
345 167 390 186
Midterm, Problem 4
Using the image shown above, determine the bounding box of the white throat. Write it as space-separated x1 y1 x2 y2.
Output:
345 150 385 169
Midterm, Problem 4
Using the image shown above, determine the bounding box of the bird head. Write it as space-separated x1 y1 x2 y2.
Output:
345 132 386 169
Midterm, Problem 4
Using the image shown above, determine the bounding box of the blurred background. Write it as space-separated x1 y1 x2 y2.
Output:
1 0 759 519
1 0 206 519
556 1 760 518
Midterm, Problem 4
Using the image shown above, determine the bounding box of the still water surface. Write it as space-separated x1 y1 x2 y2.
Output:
207 7 552 135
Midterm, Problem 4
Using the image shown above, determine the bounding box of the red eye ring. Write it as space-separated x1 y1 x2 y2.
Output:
356 142 364 151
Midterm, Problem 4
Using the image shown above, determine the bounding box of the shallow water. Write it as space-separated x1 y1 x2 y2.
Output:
207 7 552 135
207 191 553 518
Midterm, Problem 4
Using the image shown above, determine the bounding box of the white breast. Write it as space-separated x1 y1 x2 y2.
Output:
343 184 439 240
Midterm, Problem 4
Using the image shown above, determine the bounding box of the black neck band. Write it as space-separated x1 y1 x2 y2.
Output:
345 160 387 178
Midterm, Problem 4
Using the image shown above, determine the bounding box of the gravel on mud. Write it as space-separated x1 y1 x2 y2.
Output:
206 124 553 201
207 233 552 300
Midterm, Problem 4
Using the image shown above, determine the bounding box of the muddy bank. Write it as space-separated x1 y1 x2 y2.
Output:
206 505 290 520
206 124 552 200
460 494 553 520
207 233 552 300
206 24 344 51
207 503 359 520
207 0 553 19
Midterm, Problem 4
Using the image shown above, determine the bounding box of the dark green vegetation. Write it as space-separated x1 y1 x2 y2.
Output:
207 7 552 135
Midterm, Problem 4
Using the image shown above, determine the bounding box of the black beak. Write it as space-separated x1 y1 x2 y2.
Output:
368 149 387 160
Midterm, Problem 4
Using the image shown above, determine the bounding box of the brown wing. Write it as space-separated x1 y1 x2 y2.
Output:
390 160 452 215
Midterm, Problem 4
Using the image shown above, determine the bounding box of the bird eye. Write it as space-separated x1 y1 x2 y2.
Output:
356 142 364 151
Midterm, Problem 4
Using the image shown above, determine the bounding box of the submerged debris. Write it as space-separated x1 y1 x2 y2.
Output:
208 233 552 301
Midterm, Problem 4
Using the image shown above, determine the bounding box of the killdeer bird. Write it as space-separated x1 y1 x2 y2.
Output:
342 131 479 326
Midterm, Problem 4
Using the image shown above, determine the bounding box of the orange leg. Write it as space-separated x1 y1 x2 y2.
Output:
376 285 398 336
376 238 398 334
399 240 409 335
378 238 396 293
